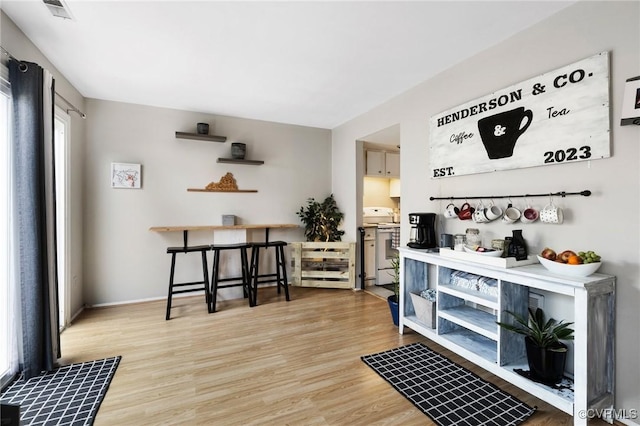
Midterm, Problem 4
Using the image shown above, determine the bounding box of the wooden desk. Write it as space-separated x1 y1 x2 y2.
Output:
149 224 299 246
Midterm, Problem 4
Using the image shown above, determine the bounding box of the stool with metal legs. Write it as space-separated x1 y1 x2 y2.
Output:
209 243 253 312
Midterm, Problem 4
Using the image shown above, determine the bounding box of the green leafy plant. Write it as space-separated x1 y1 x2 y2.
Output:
387 253 400 299
496 307 574 350
296 194 345 242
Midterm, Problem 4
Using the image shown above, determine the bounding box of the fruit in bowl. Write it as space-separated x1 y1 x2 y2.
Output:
537 256 601 277
537 248 602 277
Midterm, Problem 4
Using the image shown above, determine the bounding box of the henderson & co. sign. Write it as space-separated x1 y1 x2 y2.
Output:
429 52 610 178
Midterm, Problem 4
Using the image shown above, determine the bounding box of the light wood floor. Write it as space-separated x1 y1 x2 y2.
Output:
60 287 612 425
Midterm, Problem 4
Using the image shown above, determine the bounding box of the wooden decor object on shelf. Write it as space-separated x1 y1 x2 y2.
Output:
206 172 238 191
187 172 258 193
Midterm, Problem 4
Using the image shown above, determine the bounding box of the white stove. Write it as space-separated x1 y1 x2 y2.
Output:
363 207 399 285
363 207 396 225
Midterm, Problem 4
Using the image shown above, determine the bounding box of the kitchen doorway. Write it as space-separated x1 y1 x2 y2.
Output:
357 124 400 300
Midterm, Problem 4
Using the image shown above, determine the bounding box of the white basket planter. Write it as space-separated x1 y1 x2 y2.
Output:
410 293 436 329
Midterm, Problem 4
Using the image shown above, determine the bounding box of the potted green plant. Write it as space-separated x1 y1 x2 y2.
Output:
386 253 400 326
296 194 345 242
496 307 574 384
291 195 354 288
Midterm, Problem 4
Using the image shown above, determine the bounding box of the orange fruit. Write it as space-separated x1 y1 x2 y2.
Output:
567 255 583 265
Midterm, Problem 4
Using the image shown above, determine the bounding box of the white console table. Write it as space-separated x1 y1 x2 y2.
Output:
398 247 615 425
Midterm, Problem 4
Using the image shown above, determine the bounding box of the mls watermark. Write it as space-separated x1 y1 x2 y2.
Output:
577 408 638 420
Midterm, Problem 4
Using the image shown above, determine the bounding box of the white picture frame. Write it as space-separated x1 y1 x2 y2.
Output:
111 162 141 189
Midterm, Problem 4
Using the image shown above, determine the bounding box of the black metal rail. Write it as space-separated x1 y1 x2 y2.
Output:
429 190 591 201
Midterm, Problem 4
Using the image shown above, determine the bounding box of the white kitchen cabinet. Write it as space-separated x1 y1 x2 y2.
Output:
398 247 615 425
365 150 399 177
385 152 400 177
364 227 376 282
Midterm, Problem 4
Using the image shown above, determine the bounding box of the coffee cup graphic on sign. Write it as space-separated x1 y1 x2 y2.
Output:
477 107 533 159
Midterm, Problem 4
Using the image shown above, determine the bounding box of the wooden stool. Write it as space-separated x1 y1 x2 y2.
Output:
165 245 211 320
210 243 253 312
249 241 290 306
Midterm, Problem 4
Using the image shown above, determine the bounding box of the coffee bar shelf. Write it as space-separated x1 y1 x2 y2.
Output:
438 305 498 340
175 132 227 142
398 247 615 425
216 158 264 165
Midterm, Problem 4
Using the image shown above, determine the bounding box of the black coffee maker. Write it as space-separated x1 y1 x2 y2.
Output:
407 213 437 249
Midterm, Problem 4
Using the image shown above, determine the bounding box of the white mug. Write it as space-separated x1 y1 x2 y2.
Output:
472 202 489 223
540 202 564 224
485 204 503 221
444 203 458 219
502 204 521 224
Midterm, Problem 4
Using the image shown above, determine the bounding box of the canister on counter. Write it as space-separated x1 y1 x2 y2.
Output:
465 228 481 247
491 239 505 251
502 237 512 258
440 233 454 249
454 234 466 251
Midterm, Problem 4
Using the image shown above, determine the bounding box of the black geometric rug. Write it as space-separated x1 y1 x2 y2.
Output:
0 356 121 426
362 343 535 426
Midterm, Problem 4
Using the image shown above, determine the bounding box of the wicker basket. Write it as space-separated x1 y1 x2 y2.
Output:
410 292 436 329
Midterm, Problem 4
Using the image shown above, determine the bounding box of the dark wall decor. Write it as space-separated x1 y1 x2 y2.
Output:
429 52 610 178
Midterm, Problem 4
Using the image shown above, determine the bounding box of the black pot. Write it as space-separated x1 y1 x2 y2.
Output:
197 123 209 135
525 337 568 384
231 143 246 159
387 295 399 326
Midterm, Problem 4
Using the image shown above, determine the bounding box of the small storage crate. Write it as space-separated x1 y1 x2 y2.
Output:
291 242 355 289
410 292 436 328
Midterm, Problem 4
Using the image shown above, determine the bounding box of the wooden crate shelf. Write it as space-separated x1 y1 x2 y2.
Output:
291 242 355 289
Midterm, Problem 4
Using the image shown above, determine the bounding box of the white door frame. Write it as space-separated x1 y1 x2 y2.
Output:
54 106 71 330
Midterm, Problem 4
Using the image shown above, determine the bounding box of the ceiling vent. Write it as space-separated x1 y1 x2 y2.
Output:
43 0 74 20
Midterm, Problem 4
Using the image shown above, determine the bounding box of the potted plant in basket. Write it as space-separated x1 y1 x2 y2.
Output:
496 307 574 384
387 253 400 326
292 195 353 288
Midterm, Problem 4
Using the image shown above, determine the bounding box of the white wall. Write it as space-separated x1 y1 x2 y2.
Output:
1 12 86 319
332 1 639 421
83 99 331 305
363 177 396 209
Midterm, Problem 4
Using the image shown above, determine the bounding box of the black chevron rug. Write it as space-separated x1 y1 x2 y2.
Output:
1 356 121 426
362 343 535 426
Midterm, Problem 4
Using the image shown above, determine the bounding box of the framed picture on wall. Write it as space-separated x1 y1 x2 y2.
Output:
111 162 141 189
621 76 640 125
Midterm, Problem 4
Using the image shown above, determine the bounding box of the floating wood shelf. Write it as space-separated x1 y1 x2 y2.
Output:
187 188 258 193
175 132 227 142
216 158 264 165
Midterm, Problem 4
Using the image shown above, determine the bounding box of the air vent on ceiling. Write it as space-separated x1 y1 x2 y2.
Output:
43 0 74 20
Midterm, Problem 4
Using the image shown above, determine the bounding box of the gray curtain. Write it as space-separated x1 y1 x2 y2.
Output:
9 60 60 379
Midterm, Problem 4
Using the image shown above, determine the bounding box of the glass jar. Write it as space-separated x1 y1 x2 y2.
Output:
465 228 481 247
454 234 466 251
